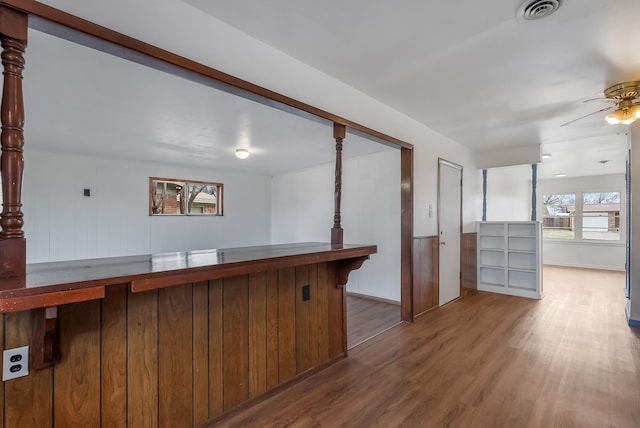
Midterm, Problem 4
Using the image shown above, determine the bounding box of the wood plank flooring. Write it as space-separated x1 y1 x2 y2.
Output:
214 266 640 427
347 294 400 348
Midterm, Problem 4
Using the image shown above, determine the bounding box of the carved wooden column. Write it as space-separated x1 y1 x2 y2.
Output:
332 123 346 247
0 6 28 278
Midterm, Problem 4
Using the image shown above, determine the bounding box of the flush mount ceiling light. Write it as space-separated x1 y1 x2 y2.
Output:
235 148 250 159
517 0 564 20
554 173 567 178
542 153 552 159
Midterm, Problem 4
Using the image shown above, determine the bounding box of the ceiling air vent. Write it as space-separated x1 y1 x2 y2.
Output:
517 0 563 20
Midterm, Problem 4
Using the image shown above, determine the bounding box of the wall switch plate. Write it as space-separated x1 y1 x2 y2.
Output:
3 346 28 381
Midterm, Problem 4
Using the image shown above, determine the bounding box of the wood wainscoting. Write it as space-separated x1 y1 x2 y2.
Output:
0 263 344 427
412 233 477 316
461 232 477 293
412 236 439 316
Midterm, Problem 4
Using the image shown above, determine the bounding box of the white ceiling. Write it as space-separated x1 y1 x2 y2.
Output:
185 0 639 178
23 29 391 177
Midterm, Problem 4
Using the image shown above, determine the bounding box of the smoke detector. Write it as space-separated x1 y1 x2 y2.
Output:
517 0 564 20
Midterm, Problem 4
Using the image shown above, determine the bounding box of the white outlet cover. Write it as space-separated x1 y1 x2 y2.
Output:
3 346 29 381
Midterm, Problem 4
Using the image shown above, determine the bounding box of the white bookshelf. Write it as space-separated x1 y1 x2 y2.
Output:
477 221 542 299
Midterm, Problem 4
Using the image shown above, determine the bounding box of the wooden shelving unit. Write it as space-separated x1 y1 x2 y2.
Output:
477 221 542 299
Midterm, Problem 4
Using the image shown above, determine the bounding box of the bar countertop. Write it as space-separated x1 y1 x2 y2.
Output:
0 242 377 312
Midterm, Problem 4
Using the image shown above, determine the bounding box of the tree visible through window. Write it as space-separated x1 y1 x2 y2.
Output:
149 177 223 216
542 193 575 239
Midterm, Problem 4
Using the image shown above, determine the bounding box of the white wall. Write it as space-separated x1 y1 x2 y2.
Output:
537 174 626 271
39 0 479 238
272 149 401 302
483 164 532 222
23 149 271 263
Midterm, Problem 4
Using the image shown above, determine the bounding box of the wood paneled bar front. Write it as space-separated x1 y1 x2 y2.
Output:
0 242 375 426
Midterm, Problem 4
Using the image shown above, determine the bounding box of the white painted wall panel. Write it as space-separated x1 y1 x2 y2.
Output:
23 149 271 263
272 149 401 302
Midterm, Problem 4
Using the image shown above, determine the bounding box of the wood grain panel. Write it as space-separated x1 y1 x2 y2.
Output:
317 262 330 363
278 267 297 382
265 270 279 390
127 288 158 428
248 272 267 398
208 279 224 419
295 265 311 373
0 314 3 426
158 283 193 428
4 310 52 427
101 284 127 427
223 275 249 410
400 146 414 322
308 263 319 367
193 281 210 425
327 263 344 358
461 232 477 291
412 236 439 316
54 300 101 427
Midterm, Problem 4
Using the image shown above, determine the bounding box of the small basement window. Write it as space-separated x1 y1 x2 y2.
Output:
149 177 223 216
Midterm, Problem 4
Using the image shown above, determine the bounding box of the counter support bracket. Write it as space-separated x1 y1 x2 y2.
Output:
335 256 369 288
31 306 60 369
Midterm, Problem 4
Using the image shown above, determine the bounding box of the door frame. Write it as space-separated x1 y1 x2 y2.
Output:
437 158 463 304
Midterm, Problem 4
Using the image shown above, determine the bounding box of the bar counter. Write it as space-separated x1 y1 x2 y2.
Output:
0 242 376 312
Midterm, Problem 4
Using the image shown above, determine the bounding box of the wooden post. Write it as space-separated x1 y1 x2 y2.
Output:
332 123 346 247
0 6 27 278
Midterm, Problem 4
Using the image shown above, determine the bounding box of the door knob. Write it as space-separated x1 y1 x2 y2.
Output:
440 241 447 246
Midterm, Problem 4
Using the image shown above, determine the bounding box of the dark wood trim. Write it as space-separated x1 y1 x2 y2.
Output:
0 7 27 278
412 236 439 316
400 147 414 321
335 256 369 288
461 232 477 292
0 1 413 150
30 306 60 369
331 123 346 246
0 243 376 312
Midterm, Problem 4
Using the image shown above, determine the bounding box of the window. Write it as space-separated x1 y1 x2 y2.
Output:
150 177 223 216
582 192 620 241
542 193 575 239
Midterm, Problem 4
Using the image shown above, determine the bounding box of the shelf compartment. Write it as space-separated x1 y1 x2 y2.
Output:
508 270 536 290
508 223 536 237
480 267 505 286
508 236 535 251
480 236 504 250
479 223 504 236
480 251 504 267
508 252 536 270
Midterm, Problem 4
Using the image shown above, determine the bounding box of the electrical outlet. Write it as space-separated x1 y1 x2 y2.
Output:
302 285 310 301
3 346 28 381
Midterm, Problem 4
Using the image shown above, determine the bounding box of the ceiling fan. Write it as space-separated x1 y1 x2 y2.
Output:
560 80 640 127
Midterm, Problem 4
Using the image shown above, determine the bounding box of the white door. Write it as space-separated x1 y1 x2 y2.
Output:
438 159 462 306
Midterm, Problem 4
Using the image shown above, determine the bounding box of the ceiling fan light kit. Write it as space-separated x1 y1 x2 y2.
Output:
603 80 640 125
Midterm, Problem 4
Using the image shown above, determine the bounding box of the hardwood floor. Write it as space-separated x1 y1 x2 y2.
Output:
347 294 400 348
214 266 640 427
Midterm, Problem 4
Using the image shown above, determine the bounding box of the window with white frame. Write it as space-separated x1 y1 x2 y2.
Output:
542 191 621 242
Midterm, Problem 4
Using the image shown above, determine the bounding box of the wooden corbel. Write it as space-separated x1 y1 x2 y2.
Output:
31 306 60 369
335 256 369 288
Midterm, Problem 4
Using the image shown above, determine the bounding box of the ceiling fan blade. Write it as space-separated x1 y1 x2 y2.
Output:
583 97 617 104
560 106 615 127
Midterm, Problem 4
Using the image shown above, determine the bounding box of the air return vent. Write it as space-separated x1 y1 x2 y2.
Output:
517 0 563 20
